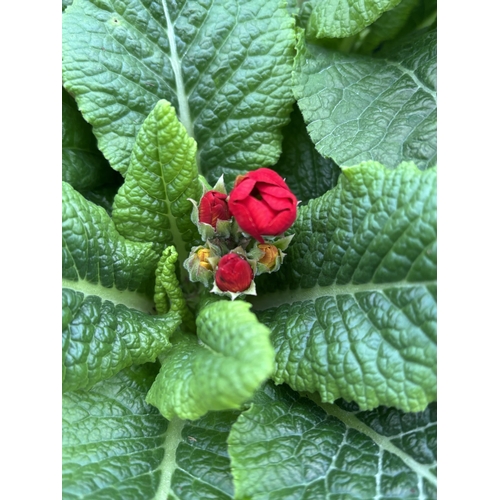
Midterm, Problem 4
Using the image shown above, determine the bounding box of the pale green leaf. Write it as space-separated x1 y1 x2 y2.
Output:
62 88 117 191
229 382 436 499
293 27 437 170
274 104 341 205
307 0 402 39
62 182 181 392
112 100 200 261
146 300 275 420
251 162 436 412
63 363 238 499
62 0 296 183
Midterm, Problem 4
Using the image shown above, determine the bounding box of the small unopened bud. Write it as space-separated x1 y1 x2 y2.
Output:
215 253 253 293
196 248 212 270
199 191 231 228
257 244 279 270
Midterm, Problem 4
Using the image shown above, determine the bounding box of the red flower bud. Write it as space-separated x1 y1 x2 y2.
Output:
228 168 297 243
215 253 253 292
198 190 231 228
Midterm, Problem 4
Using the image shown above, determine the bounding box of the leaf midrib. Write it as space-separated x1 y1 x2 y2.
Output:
62 278 155 314
161 0 193 138
250 280 436 311
154 416 185 500
312 397 437 488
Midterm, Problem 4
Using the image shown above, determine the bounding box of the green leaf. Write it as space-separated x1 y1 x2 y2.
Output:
62 182 181 392
169 411 238 499
252 162 436 412
112 100 200 261
146 300 275 420
62 88 117 191
306 0 403 39
62 0 296 183
228 382 436 499
63 363 238 499
293 27 437 171
356 0 437 55
273 104 341 205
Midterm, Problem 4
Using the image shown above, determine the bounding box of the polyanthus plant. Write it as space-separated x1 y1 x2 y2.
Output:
62 0 437 498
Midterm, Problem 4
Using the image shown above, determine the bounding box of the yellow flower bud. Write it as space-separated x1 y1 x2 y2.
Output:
258 244 279 269
196 248 212 270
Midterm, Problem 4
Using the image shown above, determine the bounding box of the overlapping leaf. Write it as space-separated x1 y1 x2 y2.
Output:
62 88 117 191
229 382 437 499
63 363 238 499
306 0 402 40
62 0 296 183
252 162 436 412
356 0 437 55
112 100 200 260
294 27 437 171
146 300 275 420
273 104 341 205
62 183 181 392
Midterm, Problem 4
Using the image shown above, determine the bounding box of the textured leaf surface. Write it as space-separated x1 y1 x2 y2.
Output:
62 183 181 392
252 162 436 412
62 0 296 183
228 382 437 499
62 88 116 191
112 100 200 260
63 364 238 499
169 411 238 499
274 104 341 205
146 301 275 420
307 0 402 39
294 27 436 171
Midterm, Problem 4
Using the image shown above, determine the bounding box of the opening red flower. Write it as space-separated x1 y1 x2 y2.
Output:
228 168 297 243
215 253 253 292
198 190 231 228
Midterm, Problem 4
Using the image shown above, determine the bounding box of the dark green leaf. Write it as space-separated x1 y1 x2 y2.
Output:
62 0 296 183
62 183 181 392
274 104 341 204
252 162 436 412
229 382 437 499
293 27 437 170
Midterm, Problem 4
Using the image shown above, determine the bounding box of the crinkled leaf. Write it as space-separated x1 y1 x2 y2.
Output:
62 182 181 392
228 382 436 499
112 100 200 260
252 162 436 412
63 363 238 499
62 88 117 191
306 0 403 39
62 0 296 183
146 301 275 420
356 0 437 55
293 27 437 171
274 104 341 205
169 411 238 499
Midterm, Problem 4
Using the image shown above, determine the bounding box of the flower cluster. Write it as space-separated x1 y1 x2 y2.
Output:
184 168 297 299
